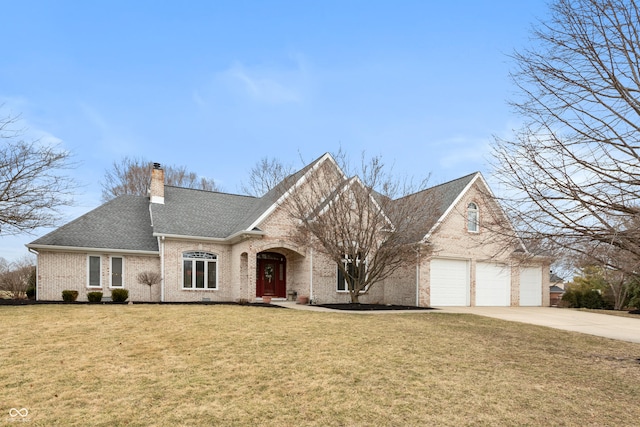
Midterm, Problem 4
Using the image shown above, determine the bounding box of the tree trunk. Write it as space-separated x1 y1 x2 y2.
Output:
349 290 360 303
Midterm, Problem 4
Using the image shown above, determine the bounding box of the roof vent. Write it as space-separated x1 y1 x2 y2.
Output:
153 162 162 170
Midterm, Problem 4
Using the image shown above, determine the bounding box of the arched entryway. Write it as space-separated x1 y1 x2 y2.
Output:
256 252 286 298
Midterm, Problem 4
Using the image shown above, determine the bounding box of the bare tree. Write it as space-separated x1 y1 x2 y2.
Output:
491 0 640 286
284 151 434 303
0 111 75 235
137 271 161 301
0 256 36 299
571 242 639 309
240 156 294 197
101 157 222 202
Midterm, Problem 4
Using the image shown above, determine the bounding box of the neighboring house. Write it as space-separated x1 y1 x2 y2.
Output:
549 273 565 306
27 153 550 306
550 272 565 290
549 286 565 306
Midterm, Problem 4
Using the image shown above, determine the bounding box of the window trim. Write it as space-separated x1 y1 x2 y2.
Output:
181 251 218 290
336 252 368 293
87 255 102 288
110 256 124 288
467 202 479 233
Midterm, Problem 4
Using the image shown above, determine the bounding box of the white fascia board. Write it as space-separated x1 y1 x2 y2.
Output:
26 244 159 256
422 172 529 253
247 153 346 231
153 230 264 243
315 176 395 230
473 173 529 253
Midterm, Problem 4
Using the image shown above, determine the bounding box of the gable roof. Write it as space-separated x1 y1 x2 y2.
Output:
28 154 504 253
241 152 344 231
395 172 479 241
28 195 158 253
27 154 343 250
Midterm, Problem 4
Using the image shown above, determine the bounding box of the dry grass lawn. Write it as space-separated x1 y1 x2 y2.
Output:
1 304 639 426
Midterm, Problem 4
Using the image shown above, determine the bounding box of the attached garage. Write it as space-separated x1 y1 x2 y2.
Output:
519 267 542 306
429 258 469 306
476 262 511 306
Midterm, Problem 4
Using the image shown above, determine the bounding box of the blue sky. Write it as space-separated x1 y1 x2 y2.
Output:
0 0 548 261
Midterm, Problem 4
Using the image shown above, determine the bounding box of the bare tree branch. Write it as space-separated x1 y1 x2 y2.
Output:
492 0 640 286
101 157 222 202
0 110 75 235
283 152 435 303
240 156 294 197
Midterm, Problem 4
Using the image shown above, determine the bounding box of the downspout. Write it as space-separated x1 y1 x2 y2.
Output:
414 245 421 307
28 247 39 301
309 248 314 304
160 236 165 302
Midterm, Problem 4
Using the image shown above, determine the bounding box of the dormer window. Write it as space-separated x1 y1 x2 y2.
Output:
467 202 479 232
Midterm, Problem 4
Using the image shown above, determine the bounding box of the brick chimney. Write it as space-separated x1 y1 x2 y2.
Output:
150 162 165 204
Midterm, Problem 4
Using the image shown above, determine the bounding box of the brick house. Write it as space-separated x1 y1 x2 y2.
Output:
27 153 550 306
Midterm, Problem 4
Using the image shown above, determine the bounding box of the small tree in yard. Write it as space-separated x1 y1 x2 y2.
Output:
137 271 161 301
0 257 36 299
283 152 437 303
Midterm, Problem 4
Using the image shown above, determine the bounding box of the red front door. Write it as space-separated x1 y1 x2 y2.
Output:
256 252 286 298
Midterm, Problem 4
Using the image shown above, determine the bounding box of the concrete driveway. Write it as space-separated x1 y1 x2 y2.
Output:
436 306 640 344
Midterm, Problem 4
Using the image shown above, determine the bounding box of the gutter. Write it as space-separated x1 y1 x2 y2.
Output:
26 244 158 256
152 229 264 244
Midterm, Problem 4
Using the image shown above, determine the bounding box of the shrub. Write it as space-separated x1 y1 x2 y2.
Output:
62 290 79 302
111 288 129 303
561 289 580 308
87 291 103 303
581 290 604 309
626 280 640 310
26 285 36 299
561 288 604 309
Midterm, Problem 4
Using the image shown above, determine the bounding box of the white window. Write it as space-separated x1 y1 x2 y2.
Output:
467 202 479 232
111 256 124 288
337 252 367 292
182 251 217 289
88 255 102 288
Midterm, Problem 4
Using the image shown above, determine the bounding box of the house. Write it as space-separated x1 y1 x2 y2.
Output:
27 153 550 306
549 273 566 306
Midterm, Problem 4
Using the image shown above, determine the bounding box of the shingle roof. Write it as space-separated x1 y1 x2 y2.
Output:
549 285 565 293
29 153 480 251
396 172 479 240
29 195 158 252
231 152 334 231
150 187 258 238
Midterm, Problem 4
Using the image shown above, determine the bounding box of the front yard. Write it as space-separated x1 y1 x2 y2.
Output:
1 304 639 426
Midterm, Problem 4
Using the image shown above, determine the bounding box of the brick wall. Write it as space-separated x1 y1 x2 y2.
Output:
419 179 550 307
37 251 160 302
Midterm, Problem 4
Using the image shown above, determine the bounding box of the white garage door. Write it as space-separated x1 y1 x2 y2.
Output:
430 258 469 306
476 262 511 306
520 267 542 306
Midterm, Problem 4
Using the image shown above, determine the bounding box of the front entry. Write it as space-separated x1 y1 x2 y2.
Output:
256 252 286 298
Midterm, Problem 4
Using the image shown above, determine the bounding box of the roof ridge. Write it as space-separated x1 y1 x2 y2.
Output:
165 185 258 199
394 171 479 201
